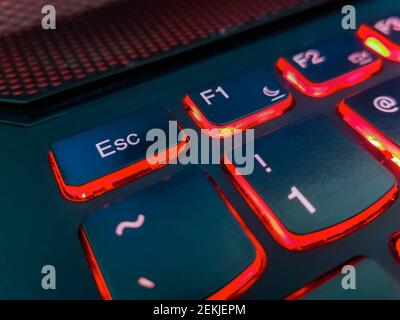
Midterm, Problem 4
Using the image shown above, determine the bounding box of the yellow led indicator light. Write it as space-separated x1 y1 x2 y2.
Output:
367 135 386 151
365 37 390 58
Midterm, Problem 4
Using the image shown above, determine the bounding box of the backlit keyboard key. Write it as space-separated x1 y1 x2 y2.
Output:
276 36 382 98
358 16 400 61
287 258 400 300
223 115 397 251
49 105 187 202
183 68 293 138
338 77 400 168
80 170 266 299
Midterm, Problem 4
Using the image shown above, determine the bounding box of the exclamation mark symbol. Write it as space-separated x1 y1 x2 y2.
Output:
254 154 272 173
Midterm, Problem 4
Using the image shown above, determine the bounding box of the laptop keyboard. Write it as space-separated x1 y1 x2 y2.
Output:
2 0 400 299
37 6 400 299
43 10 400 299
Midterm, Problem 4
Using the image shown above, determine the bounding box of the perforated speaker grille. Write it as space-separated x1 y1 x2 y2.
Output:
0 0 314 101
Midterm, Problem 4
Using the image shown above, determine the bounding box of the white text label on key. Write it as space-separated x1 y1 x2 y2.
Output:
288 186 316 214
200 86 229 105
293 50 326 69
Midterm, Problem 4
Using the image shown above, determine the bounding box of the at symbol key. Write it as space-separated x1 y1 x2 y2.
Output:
49 104 187 202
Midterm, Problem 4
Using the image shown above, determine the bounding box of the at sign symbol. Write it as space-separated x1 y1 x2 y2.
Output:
373 96 399 113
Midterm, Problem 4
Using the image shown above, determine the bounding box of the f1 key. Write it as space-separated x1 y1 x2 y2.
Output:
276 36 382 98
183 68 293 138
49 105 187 202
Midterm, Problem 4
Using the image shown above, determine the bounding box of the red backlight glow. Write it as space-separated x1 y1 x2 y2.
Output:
276 57 382 98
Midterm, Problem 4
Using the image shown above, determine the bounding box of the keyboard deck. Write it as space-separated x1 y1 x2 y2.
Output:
2 0 400 299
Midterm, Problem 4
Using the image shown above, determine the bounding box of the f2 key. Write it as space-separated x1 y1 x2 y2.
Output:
276 36 382 98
